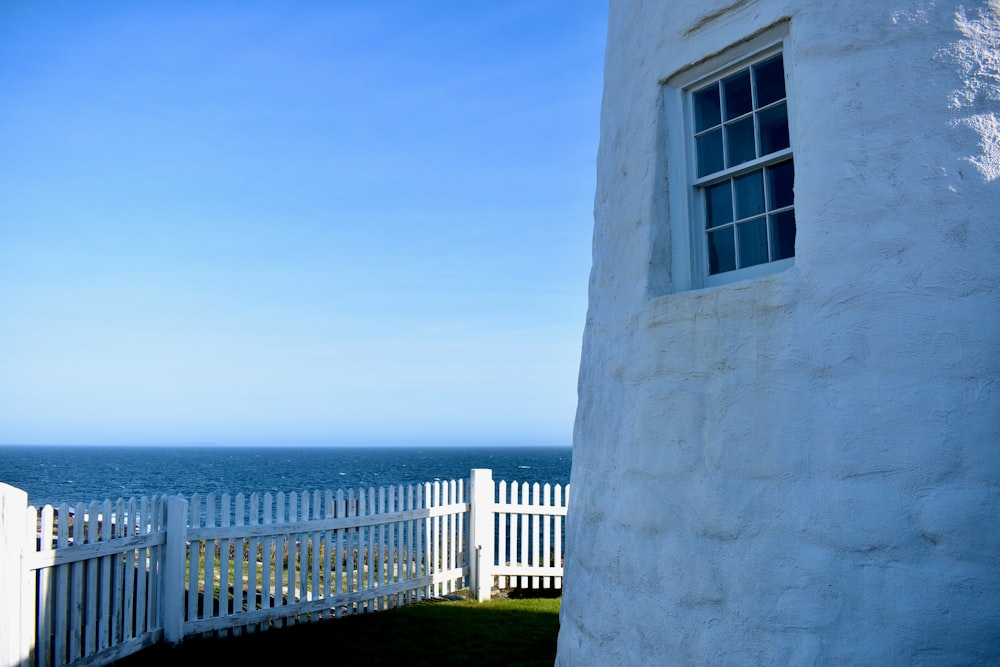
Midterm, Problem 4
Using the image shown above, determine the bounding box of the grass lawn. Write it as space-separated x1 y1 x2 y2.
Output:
113 594 561 666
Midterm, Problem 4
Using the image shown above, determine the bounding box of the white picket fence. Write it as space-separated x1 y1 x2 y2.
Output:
0 469 569 667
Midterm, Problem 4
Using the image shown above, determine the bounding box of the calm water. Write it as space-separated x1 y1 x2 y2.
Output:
0 445 572 508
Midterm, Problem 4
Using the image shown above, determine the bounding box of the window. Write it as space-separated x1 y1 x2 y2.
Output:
691 51 795 279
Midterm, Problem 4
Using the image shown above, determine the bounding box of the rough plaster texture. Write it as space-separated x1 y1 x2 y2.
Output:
557 1 1000 664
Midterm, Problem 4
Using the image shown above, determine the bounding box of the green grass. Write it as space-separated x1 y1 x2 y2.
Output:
113 594 561 667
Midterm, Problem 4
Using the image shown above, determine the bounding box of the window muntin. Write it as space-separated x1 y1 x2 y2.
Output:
704 160 795 274
691 52 795 277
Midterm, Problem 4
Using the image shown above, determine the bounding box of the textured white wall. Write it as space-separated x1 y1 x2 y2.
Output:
558 1 1000 664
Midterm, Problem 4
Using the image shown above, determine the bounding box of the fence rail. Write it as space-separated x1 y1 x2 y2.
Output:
0 469 569 667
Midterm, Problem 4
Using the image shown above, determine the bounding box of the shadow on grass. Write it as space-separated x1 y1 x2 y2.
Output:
113 596 560 667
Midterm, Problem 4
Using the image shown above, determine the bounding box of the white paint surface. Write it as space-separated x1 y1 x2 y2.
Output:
558 1 1000 664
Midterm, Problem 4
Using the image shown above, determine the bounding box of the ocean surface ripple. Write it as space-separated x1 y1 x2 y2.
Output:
0 445 572 508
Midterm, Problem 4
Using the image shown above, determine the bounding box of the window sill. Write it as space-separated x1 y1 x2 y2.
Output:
702 256 794 289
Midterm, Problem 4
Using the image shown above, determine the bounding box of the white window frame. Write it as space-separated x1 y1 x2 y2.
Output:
663 21 795 292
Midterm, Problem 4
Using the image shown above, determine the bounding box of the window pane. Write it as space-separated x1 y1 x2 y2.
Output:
726 117 756 167
754 55 785 107
768 160 794 209
770 210 796 260
693 52 792 279
737 218 769 268
723 70 752 119
758 102 790 155
706 182 733 229
708 227 736 275
694 85 721 132
696 129 724 177
734 170 765 220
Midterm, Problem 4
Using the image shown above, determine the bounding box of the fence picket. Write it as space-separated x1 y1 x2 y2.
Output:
295 491 304 618
542 484 552 589
377 486 386 611
446 481 455 594
417 483 424 598
288 492 298 623
323 491 334 619
149 496 164 629
220 494 231 622
509 482 519 589
433 482 442 596
350 489 361 613
555 484 564 588
97 499 111 651
423 482 432 599
135 497 149 638
334 490 344 618
298 492 307 622
296 491 308 622
204 494 217 623
310 491 321 620
356 489 366 612
366 487 376 611
69 502 85 662
457 479 466 581
38 505 55 667
112 498 125 646
286 491 297 623
531 483 541 589
273 492 286 628
515 480 522 587
54 503 70 666
405 485 415 604
387 485 395 606
518 482 533 588
395 486 404 606
387 486 397 608
186 495 199 624
497 481 508 589
260 493 273 632
84 500 99 656
296 491 305 618
123 499 135 643
247 492 260 633
452 480 460 591
287 492 296 623
233 493 245 632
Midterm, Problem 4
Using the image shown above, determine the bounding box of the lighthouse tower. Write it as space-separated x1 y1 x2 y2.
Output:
558 1 999 664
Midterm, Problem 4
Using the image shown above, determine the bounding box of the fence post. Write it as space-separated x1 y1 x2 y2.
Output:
468 469 494 602
162 495 188 644
0 484 30 667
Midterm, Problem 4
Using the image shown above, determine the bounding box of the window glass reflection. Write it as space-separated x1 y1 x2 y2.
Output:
738 218 769 268
708 228 736 275
697 129 724 177
770 210 796 260
706 182 733 229
726 117 756 167
734 170 765 220
694 85 722 132
758 103 790 155
723 70 753 119
768 160 794 209
754 55 785 107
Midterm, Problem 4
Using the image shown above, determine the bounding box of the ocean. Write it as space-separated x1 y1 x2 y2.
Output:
0 445 572 508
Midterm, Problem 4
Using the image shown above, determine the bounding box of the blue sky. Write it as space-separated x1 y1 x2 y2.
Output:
0 1 606 447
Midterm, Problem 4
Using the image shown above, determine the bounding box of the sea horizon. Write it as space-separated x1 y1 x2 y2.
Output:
1 443 573 508
0 440 571 448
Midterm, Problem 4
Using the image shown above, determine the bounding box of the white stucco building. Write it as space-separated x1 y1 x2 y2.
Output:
558 1 999 664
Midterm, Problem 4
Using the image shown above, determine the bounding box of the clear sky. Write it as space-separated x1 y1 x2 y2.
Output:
0 1 607 447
